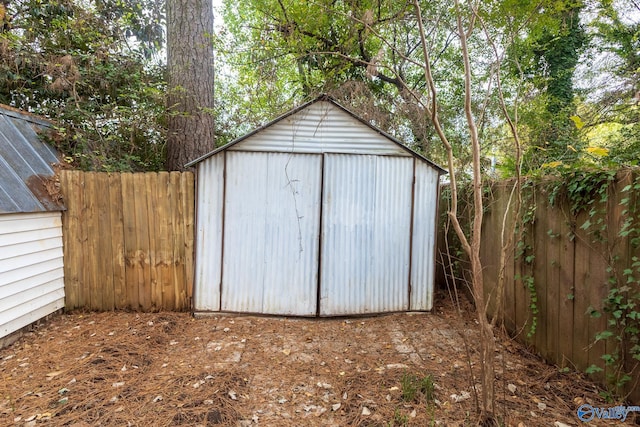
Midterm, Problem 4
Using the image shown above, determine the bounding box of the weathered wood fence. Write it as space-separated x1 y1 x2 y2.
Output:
473 169 639 402
59 170 195 311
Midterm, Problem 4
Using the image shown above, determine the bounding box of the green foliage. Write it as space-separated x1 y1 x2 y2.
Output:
399 372 435 403
512 181 540 339
584 1 640 145
214 0 640 183
596 104 640 168
548 168 615 216
215 0 479 166
543 168 640 399
0 0 167 171
508 166 640 400
587 173 640 397
390 408 409 426
508 0 586 170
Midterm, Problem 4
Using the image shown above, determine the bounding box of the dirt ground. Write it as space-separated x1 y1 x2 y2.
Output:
1 293 637 426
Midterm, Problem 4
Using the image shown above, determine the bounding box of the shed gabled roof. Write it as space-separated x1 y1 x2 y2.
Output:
186 95 446 173
0 105 63 214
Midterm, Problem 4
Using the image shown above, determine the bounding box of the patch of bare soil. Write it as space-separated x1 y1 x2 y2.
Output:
0 294 636 426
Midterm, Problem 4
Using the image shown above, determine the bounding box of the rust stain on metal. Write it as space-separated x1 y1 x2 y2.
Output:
25 173 65 211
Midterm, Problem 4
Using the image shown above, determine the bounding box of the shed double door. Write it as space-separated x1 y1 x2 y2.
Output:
221 151 413 316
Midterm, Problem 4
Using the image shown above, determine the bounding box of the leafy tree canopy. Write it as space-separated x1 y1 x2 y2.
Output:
0 0 637 173
214 0 467 166
0 0 166 171
214 0 639 175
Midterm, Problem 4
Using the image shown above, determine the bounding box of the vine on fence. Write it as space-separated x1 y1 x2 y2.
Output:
586 173 640 400
446 166 639 400
545 168 640 400
514 182 538 339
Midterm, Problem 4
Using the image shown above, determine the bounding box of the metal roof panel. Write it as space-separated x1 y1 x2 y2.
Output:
186 95 447 174
0 105 63 214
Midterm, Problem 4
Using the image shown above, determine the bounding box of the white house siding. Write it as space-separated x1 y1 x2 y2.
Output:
319 154 414 316
410 161 441 311
221 151 322 315
0 212 65 339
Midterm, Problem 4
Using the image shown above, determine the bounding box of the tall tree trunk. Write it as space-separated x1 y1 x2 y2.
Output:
166 0 215 171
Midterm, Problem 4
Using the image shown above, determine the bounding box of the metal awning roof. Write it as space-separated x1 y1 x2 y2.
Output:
0 105 64 213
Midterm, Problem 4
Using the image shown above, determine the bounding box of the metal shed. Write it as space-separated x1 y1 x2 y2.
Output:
188 95 445 316
0 105 65 343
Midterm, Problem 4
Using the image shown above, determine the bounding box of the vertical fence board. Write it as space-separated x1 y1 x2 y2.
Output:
59 171 72 307
183 172 195 304
480 188 498 320
489 186 502 319
108 174 126 309
83 173 101 310
77 171 89 309
157 172 175 310
608 173 631 390
513 236 525 340
501 183 517 333
545 191 561 365
96 173 115 310
135 176 152 311
533 189 549 357
588 207 610 384
170 172 186 310
572 210 593 375
121 173 140 310
558 207 575 367
145 174 160 310
516 213 535 345
60 171 79 308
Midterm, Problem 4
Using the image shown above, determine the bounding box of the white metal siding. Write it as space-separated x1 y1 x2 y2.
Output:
410 161 440 310
192 98 443 316
0 212 64 339
229 102 411 157
193 155 225 311
221 151 322 315
319 154 413 316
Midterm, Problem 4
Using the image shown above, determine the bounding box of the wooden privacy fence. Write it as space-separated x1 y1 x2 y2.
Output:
59 170 195 311
475 169 639 402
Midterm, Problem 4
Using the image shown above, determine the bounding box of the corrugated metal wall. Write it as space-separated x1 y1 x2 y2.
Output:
319 154 413 315
0 212 65 339
410 161 440 311
192 99 441 316
193 155 224 311
229 102 412 157
221 151 322 315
